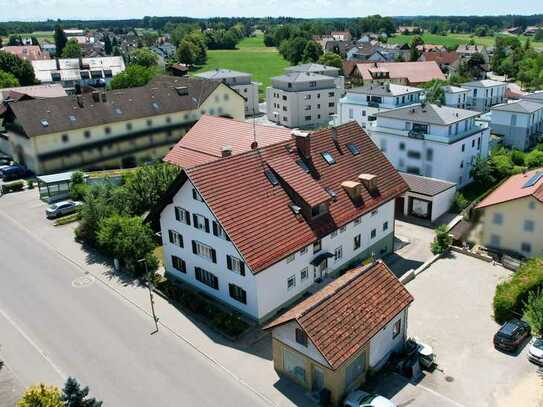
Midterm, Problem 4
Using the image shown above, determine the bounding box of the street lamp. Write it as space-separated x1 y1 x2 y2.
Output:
138 258 159 334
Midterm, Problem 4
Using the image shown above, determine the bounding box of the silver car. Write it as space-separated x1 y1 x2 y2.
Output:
45 200 81 219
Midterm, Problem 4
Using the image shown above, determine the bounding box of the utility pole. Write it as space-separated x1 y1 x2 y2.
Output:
138 258 159 334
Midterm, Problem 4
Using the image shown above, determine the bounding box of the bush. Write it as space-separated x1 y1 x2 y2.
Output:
430 224 452 254
1 180 24 194
26 179 34 189
452 192 469 212
70 183 90 201
523 289 543 337
510 150 525 166
494 258 543 323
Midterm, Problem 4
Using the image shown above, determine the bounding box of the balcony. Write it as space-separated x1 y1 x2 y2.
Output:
367 101 380 108
408 130 426 139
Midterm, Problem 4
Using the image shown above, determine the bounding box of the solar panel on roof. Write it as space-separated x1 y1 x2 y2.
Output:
523 172 543 188
264 169 279 186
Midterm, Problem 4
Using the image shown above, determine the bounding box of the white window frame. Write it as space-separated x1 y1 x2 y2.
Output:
287 275 296 291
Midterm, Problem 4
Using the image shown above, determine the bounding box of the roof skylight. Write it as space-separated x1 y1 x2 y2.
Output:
321 152 336 165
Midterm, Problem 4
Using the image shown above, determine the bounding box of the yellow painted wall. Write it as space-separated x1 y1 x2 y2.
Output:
479 196 543 257
272 338 369 406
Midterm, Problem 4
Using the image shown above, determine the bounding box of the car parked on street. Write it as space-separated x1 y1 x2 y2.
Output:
528 337 543 365
45 200 81 219
0 164 28 181
493 319 531 352
344 390 396 407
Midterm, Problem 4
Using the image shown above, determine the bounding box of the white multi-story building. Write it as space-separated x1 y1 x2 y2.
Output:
284 63 345 90
336 83 424 128
442 85 470 109
368 103 490 187
462 80 507 112
491 99 543 151
195 69 260 116
152 121 408 322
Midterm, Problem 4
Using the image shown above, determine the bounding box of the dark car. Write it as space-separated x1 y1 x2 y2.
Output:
494 319 531 352
1 165 27 181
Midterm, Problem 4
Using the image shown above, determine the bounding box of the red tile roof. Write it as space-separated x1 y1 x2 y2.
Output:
419 51 460 65
265 261 414 369
1 46 50 61
179 121 408 273
164 115 292 168
476 169 543 209
353 61 446 84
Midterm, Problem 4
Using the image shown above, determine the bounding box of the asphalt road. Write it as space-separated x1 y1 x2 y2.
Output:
0 208 270 406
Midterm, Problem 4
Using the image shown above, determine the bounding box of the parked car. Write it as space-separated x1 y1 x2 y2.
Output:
344 390 396 407
45 200 81 219
0 165 28 181
528 337 543 365
493 319 531 352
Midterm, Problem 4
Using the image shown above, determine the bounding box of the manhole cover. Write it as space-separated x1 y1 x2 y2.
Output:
72 275 95 288
445 376 454 382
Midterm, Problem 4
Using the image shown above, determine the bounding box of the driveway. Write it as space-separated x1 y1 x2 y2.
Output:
375 252 542 407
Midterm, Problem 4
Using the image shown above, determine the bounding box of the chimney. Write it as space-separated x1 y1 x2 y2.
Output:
292 130 311 159
331 127 338 143
342 181 363 200
100 92 107 103
91 91 99 103
358 173 378 195
221 145 233 158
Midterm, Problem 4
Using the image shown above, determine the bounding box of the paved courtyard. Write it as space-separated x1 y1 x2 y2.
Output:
375 252 542 407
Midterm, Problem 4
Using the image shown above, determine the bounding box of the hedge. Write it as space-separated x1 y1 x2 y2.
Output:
1 180 24 194
493 258 543 323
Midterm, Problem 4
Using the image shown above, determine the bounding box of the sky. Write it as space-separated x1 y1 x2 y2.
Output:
0 0 540 21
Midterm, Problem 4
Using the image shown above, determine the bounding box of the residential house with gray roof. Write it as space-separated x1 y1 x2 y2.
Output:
462 79 506 112
491 99 543 151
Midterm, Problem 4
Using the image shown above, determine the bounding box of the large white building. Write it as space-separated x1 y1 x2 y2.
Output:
151 121 408 322
368 103 490 187
336 83 424 128
491 99 543 151
442 85 471 109
195 69 260 116
32 57 126 94
266 63 344 129
462 80 506 113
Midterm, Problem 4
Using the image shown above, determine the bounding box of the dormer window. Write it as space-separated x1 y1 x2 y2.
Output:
321 152 336 165
311 203 328 219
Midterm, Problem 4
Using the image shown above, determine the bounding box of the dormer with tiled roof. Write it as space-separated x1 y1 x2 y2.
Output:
152 120 408 321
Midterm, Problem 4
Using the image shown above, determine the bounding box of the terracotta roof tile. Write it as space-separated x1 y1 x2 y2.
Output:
476 168 543 209
182 121 408 273
353 61 446 84
265 261 414 369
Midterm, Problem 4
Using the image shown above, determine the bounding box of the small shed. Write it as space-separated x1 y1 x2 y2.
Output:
397 173 456 223
37 171 77 203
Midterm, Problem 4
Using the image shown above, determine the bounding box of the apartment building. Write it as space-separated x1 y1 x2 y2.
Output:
337 83 424 128
151 121 408 322
442 85 471 109
476 169 543 258
195 69 259 116
368 103 490 187
491 100 543 151
266 72 340 128
32 56 126 94
284 63 345 91
462 80 506 112
0 76 245 174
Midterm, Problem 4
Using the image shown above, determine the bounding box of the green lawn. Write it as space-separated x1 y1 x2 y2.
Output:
0 31 55 43
193 34 289 100
388 33 543 49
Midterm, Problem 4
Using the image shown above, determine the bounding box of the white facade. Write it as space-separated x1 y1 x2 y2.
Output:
337 85 424 129
442 86 471 109
491 101 543 151
369 115 490 187
161 178 396 321
462 81 507 112
369 309 407 368
272 321 330 367
230 82 259 116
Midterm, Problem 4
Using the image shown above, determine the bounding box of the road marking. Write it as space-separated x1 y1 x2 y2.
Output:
417 382 468 407
0 307 66 380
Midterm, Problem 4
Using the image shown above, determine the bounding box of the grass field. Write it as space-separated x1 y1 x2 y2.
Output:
0 31 55 43
388 33 543 49
193 34 289 99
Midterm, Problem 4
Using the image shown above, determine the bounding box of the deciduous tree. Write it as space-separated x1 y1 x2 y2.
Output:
61 40 82 58
17 384 63 407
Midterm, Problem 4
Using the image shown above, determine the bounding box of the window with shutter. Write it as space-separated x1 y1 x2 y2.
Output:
168 230 183 248
193 214 209 232
229 283 247 304
193 241 215 263
174 207 190 225
227 255 245 275
171 255 186 273
195 267 219 290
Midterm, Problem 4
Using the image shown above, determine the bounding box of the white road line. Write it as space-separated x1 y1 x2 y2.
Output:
0 307 66 380
418 383 468 407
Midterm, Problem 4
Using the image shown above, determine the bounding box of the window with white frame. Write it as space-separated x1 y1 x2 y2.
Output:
174 207 190 224
295 328 308 347
493 213 503 225
226 255 245 275
334 246 343 261
301 267 308 281
313 240 322 253
195 267 219 290
168 230 183 248
192 241 216 263
354 234 361 250
287 275 296 290
212 221 229 240
193 214 209 232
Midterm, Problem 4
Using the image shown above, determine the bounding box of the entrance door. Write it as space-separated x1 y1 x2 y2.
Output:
312 365 325 393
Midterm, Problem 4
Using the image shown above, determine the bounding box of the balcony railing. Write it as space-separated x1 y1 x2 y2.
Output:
367 101 380 108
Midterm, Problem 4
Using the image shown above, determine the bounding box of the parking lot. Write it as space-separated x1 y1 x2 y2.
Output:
376 252 542 407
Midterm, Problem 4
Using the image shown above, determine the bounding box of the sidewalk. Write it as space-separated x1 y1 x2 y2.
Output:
0 361 23 406
2 189 314 407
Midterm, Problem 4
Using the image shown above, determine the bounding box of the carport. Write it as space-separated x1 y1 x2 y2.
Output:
37 171 76 203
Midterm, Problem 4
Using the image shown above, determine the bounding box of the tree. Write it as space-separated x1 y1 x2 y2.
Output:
431 224 452 254
0 51 35 85
97 214 157 274
409 45 420 62
525 150 543 168
54 25 67 56
103 34 112 55
535 29 543 42
302 40 323 63
129 48 158 67
17 384 63 407
109 64 158 89
61 40 82 58
0 69 19 87
176 39 198 65
31 36 39 46
8 34 22 46
423 79 446 104
317 52 342 69
61 377 102 407
470 156 496 187
523 289 543 337
279 37 307 65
